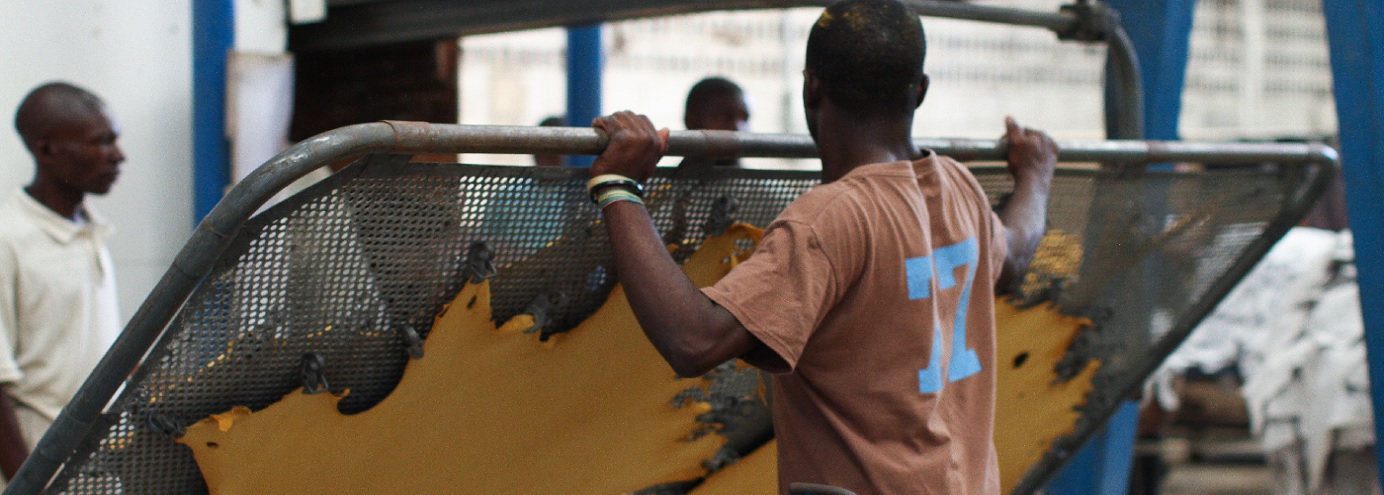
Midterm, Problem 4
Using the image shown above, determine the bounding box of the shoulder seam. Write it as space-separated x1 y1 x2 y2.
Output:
771 215 848 306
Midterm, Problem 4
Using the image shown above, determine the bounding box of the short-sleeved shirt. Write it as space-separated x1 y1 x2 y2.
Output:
0 189 121 422
703 153 1007 494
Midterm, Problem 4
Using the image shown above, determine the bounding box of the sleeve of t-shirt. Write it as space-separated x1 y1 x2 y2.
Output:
701 219 842 372
0 241 24 385
947 155 1011 286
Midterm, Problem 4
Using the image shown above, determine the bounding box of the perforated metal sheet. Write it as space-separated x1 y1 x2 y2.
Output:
44 154 1326 494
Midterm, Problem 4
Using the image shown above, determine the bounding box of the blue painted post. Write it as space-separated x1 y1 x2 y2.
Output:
192 0 233 222
566 24 603 168
1048 1 1196 493
1045 402 1144 494
1106 1 1196 142
1321 0 1384 483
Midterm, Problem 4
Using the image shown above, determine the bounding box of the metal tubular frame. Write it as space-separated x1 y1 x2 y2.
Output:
1103 22 1145 140
2 122 1339 495
897 0 1078 31
3 1 1209 492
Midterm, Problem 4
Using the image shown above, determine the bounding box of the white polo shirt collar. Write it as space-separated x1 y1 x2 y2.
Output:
13 190 114 245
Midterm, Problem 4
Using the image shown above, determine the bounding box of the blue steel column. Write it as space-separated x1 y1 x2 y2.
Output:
1046 404 1145 494
566 24 604 168
192 0 233 223
1106 1 1196 143
1047 1 1196 493
1321 0 1384 483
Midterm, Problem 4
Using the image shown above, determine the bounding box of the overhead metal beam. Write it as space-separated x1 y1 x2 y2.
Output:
289 0 1082 52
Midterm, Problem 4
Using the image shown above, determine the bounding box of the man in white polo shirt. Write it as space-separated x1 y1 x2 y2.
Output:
0 82 124 484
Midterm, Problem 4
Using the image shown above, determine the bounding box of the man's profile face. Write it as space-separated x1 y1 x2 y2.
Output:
44 106 125 195
687 91 750 132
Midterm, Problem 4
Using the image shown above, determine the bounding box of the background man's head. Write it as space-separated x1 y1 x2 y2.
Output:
804 0 928 133
533 115 566 167
14 82 124 196
684 77 750 132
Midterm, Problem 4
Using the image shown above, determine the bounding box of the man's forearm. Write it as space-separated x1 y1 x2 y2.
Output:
996 176 1051 291
0 394 29 479
601 201 752 377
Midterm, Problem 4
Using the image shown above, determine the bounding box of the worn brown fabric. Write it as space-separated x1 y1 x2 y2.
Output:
704 153 1006 494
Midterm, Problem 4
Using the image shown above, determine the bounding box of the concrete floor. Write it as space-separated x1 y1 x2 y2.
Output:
1161 463 1271 495
1150 435 1272 495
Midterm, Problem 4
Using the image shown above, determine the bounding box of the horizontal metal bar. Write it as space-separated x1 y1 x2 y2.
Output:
778 0 1079 31
384 122 1340 166
904 0 1077 31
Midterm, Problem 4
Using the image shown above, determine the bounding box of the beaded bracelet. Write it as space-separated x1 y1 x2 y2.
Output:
596 188 645 210
587 174 644 203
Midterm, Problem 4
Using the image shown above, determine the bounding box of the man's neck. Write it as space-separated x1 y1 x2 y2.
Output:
24 181 83 220
817 114 922 184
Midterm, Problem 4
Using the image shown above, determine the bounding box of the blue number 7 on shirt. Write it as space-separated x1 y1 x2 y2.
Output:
905 237 981 395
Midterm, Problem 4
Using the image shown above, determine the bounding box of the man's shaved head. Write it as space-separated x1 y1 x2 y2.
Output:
806 0 927 118
13 82 124 209
15 82 107 152
683 77 751 166
684 76 750 132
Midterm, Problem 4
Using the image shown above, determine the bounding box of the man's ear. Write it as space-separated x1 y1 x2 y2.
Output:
35 139 57 160
914 74 930 110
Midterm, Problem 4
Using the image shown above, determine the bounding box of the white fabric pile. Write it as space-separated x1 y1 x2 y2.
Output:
1151 227 1370 491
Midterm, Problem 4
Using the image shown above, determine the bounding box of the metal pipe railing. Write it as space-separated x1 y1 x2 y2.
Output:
384 123 1338 166
1103 16 1145 140
3 123 1339 494
899 0 1079 31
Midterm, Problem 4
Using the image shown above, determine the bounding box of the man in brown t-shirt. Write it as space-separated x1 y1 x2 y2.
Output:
584 0 1056 493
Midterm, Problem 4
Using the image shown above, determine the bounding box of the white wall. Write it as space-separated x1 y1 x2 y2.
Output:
235 0 287 54
1180 0 1336 139
0 0 195 321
